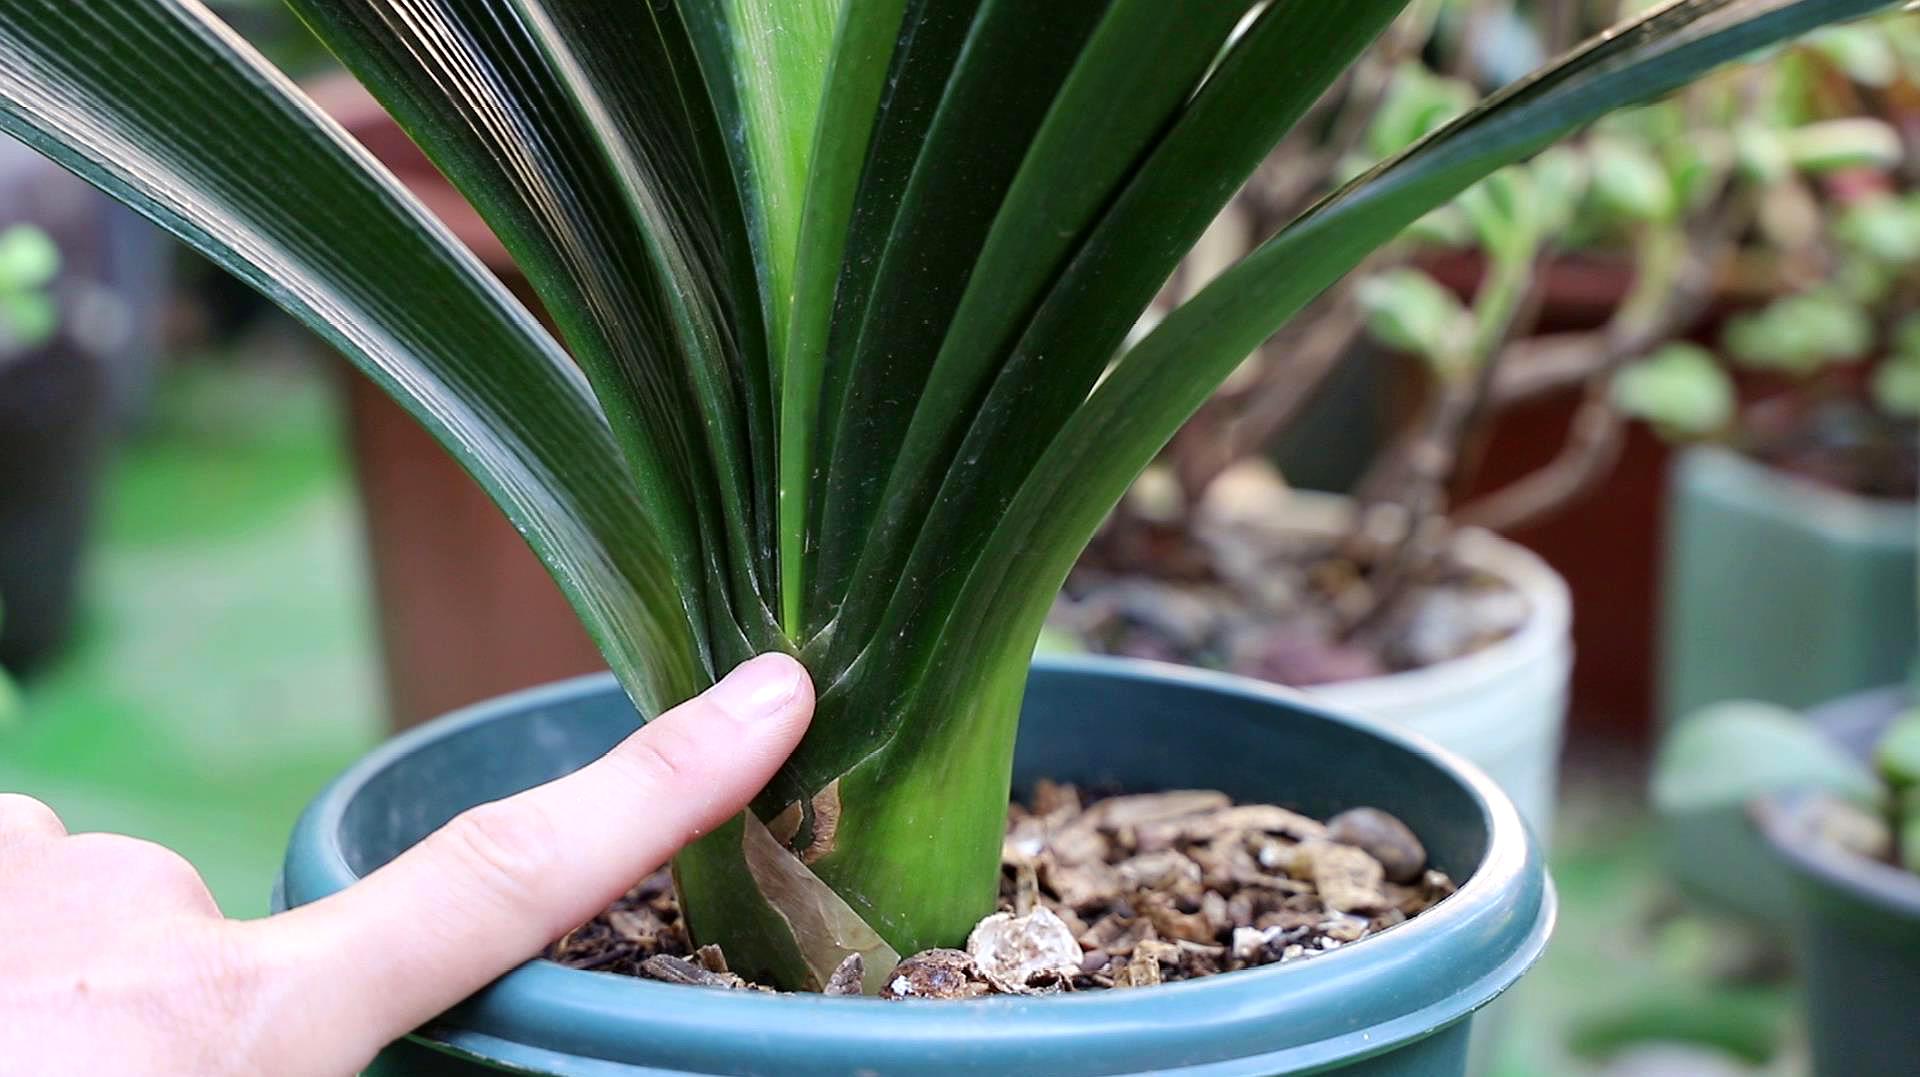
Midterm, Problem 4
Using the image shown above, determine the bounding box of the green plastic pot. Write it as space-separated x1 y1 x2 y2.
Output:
1659 446 1917 726
277 655 1555 1076
1754 688 1920 1077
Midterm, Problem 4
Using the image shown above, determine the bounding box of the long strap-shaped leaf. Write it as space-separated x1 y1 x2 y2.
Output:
789 0 983 638
906 0 1894 731
0 0 704 711
286 0 777 656
806 0 1113 629
775 0 910 634
818 0 1284 665
841 0 1406 684
682 0 843 381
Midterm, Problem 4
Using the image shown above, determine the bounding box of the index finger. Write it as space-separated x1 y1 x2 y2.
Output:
257 653 812 1063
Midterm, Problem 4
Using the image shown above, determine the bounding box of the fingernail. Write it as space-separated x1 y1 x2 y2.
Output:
708 653 805 723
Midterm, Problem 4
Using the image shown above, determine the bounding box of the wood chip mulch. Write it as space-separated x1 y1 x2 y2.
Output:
548 782 1455 997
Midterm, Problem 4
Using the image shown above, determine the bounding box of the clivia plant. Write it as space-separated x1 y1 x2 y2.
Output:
0 0 1892 995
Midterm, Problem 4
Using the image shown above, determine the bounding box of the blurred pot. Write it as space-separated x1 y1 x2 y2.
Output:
1753 686 1920 1077
1659 446 1916 726
0 138 167 672
1210 491 1573 841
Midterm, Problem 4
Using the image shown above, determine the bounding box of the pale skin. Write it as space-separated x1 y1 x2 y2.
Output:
0 653 814 1077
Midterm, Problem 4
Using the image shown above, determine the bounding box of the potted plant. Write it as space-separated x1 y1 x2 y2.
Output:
1053 8 1751 836
0 0 1888 1073
1660 688 1920 1074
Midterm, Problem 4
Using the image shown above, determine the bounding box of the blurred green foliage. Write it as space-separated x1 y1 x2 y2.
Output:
0 224 58 352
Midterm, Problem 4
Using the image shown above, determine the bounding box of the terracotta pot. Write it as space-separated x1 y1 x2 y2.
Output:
311 76 602 728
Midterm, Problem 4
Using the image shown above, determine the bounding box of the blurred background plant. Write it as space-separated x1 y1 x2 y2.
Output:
1055 0 1920 694
0 224 60 356
0 224 57 726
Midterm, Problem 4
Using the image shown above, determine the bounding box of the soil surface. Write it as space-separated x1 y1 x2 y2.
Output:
549 784 1456 996
1740 394 1918 501
1049 464 1530 688
1056 532 1528 688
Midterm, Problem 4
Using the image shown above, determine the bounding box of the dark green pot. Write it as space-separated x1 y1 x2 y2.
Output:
277 655 1555 1076
1755 688 1920 1077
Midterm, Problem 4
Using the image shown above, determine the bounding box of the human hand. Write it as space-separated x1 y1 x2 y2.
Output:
0 653 813 1077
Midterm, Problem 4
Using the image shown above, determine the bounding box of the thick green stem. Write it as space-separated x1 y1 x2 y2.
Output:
670 651 1025 990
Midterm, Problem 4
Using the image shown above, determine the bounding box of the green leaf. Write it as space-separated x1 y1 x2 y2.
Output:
1368 62 1476 160
0 0 703 713
1870 357 1920 417
286 0 776 655
0 664 16 727
1652 701 1878 814
1590 134 1679 222
807 0 1118 632
684 0 845 364
833 0 1409 686
1724 290 1874 373
813 0 1266 648
1806 20 1899 84
0 224 58 288
1357 267 1473 368
1458 165 1542 256
1530 145 1592 236
1876 709 1920 789
1785 116 1904 173
1613 343 1737 436
1837 193 1920 265
1403 203 1476 247
1735 122 1793 183
0 290 57 350
1895 310 1920 359
776 0 913 632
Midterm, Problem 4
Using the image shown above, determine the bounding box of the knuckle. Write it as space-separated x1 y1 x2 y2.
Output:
437 799 561 911
0 793 63 838
612 713 711 789
66 833 212 905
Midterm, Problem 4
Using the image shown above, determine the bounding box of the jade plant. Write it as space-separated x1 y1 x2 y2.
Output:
1602 15 1920 496
0 0 1891 991
1107 7 1920 660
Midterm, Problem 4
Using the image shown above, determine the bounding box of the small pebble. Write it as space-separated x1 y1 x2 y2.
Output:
1327 807 1427 884
823 953 865 997
879 949 992 1000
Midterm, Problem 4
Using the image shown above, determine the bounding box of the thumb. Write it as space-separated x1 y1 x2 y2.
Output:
256 653 812 1068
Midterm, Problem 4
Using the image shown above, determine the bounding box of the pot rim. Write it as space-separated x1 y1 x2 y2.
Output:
280 654 1555 1075
1680 444 1918 534
1752 789 1920 921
